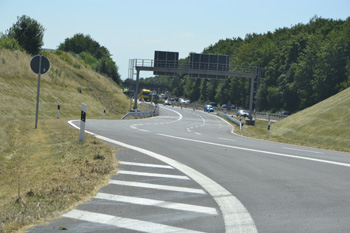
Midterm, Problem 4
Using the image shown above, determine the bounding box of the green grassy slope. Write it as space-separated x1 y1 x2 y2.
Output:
231 88 350 152
271 87 350 152
0 49 130 232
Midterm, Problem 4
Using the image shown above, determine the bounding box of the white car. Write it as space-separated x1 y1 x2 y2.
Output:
237 110 249 118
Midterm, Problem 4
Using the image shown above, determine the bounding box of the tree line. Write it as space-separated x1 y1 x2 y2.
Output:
0 15 121 85
132 16 350 113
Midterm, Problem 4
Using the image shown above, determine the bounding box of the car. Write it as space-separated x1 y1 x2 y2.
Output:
164 99 171 105
280 111 290 116
204 105 214 112
221 104 228 108
237 109 249 118
210 102 217 107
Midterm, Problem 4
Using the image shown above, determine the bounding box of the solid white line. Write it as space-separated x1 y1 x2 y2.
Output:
282 147 323 154
95 134 257 233
218 137 237 142
67 120 257 233
96 193 217 215
109 180 206 194
119 161 173 169
63 209 205 233
158 133 350 168
118 170 190 180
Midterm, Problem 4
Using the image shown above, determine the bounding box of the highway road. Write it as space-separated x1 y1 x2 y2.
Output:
28 105 350 233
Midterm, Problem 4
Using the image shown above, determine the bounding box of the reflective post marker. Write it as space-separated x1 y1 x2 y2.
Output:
57 101 60 119
267 114 271 139
103 107 106 119
80 104 86 143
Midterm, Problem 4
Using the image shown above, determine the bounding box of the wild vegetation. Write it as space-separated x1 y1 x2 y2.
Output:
130 16 350 114
58 33 122 86
0 48 130 233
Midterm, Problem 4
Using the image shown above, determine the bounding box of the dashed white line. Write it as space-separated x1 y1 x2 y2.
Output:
118 170 190 180
109 180 206 194
119 161 173 169
138 129 150 132
63 209 205 233
96 193 217 215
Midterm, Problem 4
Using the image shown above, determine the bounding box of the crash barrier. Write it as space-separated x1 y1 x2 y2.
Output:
122 103 159 119
216 111 241 126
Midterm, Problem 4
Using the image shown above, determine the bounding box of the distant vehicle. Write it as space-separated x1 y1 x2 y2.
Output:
210 102 217 107
164 99 171 105
140 89 150 101
237 109 249 118
204 105 214 112
280 111 290 116
221 104 228 108
231 104 237 110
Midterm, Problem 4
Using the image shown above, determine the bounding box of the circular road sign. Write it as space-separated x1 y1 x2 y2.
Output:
30 55 50 74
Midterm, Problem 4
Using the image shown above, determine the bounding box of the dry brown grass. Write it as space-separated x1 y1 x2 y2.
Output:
0 48 130 232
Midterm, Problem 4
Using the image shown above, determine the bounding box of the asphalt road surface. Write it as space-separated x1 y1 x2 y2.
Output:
28 105 350 233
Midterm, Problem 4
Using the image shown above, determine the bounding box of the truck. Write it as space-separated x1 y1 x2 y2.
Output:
140 89 151 101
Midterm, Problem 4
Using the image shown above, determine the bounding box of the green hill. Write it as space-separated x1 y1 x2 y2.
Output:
234 87 350 152
0 48 130 232
271 87 350 152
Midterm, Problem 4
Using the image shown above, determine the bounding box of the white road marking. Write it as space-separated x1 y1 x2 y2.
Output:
95 193 217 215
110 180 206 194
68 120 258 233
118 170 190 180
138 129 150 132
218 137 237 142
195 133 202 135
94 134 257 233
63 209 205 233
158 133 350 168
282 147 324 154
119 161 173 169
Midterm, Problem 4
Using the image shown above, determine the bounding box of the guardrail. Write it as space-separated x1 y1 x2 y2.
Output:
122 103 159 119
217 111 241 126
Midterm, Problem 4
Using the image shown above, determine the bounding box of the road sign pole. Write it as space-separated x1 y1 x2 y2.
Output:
34 55 42 129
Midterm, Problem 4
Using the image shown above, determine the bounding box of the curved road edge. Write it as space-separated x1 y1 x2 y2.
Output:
67 120 258 233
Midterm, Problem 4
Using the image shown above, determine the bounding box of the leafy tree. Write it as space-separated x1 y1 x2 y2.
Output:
138 16 350 113
7 15 44 55
0 33 23 51
58 34 121 85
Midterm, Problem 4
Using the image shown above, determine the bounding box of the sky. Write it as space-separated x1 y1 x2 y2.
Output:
1 0 349 80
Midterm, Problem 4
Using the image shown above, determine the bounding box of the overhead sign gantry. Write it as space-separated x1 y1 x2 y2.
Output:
129 51 263 123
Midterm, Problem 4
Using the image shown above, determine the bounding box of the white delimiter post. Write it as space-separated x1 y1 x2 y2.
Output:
80 104 86 143
57 101 60 119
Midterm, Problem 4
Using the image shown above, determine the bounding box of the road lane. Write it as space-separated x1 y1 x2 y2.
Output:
65 105 350 232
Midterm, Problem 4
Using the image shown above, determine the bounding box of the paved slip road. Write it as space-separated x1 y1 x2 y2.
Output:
28 105 350 233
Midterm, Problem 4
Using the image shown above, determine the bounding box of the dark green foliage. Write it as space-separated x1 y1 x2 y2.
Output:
58 34 121 85
7 15 45 55
141 16 350 113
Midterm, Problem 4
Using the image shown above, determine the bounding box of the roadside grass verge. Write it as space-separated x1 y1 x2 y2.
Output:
0 118 117 233
231 88 350 152
0 48 129 232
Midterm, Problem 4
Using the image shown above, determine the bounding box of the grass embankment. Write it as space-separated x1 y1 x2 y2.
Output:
233 88 350 152
0 49 130 233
